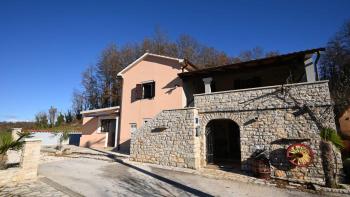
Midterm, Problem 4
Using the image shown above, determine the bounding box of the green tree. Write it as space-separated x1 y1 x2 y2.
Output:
35 111 49 128
55 113 65 127
64 110 73 123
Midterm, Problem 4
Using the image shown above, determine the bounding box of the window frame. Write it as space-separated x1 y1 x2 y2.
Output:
142 81 155 99
98 117 115 133
97 116 116 134
130 123 137 133
135 80 155 100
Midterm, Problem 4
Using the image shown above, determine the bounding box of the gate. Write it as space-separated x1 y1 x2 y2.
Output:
206 126 214 164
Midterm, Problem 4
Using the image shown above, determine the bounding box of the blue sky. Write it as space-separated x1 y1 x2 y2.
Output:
0 0 350 122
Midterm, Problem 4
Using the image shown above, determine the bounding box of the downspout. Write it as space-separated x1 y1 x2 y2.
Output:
116 75 123 150
314 51 321 81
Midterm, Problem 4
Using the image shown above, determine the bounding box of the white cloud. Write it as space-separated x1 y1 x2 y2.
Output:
0 115 31 122
4 119 31 123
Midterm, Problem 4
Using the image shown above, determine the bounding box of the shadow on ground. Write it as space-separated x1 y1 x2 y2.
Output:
91 148 213 197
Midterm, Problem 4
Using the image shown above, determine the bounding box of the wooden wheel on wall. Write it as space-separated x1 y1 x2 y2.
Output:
286 143 313 167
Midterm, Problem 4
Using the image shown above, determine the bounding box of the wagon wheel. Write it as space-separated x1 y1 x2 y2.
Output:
286 143 313 167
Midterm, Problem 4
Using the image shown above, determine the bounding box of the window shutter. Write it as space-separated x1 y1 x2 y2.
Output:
135 84 143 99
151 82 155 98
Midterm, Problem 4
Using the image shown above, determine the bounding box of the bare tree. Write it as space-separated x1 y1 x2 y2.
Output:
73 28 280 111
176 34 200 61
320 20 350 116
82 66 100 109
97 44 124 107
238 46 277 62
48 106 57 127
72 89 84 120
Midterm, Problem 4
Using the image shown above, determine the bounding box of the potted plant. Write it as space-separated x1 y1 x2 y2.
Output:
0 130 32 170
251 149 271 179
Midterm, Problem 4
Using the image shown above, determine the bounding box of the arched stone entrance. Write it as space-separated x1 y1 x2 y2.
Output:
205 119 241 168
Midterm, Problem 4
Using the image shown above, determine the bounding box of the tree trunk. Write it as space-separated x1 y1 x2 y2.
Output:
0 153 8 170
320 140 337 188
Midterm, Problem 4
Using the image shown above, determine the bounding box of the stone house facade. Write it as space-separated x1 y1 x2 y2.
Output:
130 48 342 184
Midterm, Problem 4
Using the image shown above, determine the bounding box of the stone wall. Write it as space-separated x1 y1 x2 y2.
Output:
130 108 200 169
130 81 341 184
194 81 341 184
0 138 42 185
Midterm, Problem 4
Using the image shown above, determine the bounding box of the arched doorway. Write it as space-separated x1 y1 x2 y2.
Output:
206 119 241 168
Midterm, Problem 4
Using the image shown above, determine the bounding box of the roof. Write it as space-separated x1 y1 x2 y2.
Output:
178 47 325 78
80 106 120 116
117 53 185 77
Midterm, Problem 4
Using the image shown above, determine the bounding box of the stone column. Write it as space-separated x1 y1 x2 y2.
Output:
304 57 316 82
202 77 213 93
20 138 42 180
11 128 22 140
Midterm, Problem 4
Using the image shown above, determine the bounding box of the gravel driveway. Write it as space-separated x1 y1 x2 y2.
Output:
37 158 332 197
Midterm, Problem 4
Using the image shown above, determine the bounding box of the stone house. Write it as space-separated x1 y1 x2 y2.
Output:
130 48 342 184
80 48 341 184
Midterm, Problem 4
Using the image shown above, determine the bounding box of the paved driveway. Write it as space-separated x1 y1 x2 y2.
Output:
38 158 329 197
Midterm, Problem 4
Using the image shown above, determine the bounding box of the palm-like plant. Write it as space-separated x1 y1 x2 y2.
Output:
55 130 70 151
320 127 344 188
0 131 32 170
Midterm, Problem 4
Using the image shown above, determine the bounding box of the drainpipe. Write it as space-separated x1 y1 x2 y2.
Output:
314 51 320 81
116 76 123 150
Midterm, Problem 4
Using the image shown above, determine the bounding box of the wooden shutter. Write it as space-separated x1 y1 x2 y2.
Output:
135 84 143 99
151 82 155 98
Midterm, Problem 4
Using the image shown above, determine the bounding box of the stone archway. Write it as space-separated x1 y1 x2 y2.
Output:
198 112 247 169
205 119 241 168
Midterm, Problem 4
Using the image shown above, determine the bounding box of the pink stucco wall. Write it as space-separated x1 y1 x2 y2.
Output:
119 55 185 150
80 116 106 148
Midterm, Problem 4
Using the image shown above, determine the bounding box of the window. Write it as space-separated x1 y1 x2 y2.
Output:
135 81 155 99
130 123 137 133
101 120 109 132
143 82 155 99
100 119 116 133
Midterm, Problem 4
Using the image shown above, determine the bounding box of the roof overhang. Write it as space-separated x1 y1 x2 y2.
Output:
178 47 325 79
80 106 120 117
117 53 186 77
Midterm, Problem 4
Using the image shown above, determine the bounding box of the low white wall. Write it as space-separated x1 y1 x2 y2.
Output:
31 132 69 146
